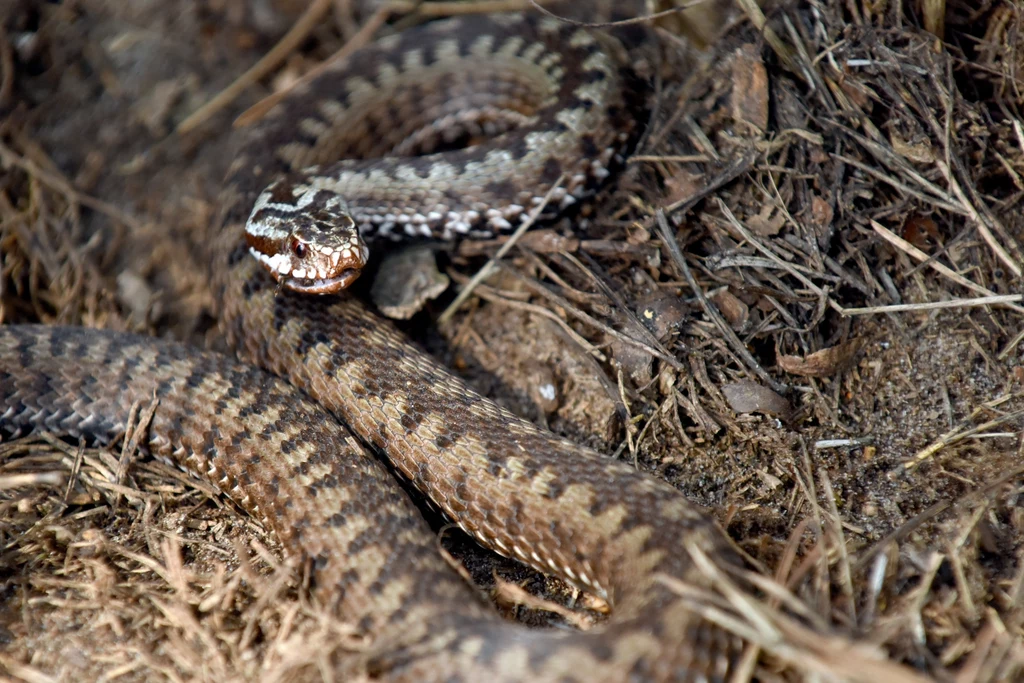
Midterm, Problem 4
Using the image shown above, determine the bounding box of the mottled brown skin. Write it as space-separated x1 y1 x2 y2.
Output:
0 326 488 650
0 10 747 682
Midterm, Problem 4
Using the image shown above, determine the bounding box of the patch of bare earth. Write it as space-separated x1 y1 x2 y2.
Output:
1 0 1022 680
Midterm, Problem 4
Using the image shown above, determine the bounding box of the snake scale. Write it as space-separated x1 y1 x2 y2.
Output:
1 8 747 681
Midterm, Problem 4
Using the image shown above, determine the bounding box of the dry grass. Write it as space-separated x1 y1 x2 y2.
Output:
1 0 1024 680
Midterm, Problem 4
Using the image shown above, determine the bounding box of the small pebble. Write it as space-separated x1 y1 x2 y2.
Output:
371 244 450 319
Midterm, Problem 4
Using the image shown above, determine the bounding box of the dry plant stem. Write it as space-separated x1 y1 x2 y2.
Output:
421 1 541 15
177 0 335 135
997 326 1024 360
0 25 13 108
655 210 788 395
0 138 142 234
839 295 1023 316
62 440 86 504
936 159 1022 278
438 176 563 325
857 464 1024 580
792 443 829 614
0 471 64 488
917 64 1024 269
444 274 607 362
733 0 800 78
834 154 967 216
714 198 828 297
232 5 393 130
831 125 967 210
659 545 934 683
527 0 701 28
897 407 1024 473
869 220 1024 315
630 154 711 163
563 250 670 354
920 0 946 37
816 466 855 624
660 153 756 217
497 265 686 372
520 252 610 310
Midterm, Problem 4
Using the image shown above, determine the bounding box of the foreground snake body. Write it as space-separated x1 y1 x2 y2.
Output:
1 9 746 681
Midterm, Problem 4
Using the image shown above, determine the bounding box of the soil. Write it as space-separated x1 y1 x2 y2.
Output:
1 0 1022 680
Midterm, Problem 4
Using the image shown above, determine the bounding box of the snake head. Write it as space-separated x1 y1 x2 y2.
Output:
244 180 370 295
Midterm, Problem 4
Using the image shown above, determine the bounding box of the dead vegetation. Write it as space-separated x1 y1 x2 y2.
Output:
1 0 1023 680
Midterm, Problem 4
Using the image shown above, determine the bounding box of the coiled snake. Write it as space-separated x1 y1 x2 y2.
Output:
1 10 746 681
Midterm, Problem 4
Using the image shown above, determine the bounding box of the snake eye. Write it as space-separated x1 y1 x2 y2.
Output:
292 240 307 259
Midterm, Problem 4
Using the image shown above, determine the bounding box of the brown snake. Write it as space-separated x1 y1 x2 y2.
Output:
242 12 640 293
0 9 748 682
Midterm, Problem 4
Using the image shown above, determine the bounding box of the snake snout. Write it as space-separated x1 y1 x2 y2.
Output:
278 232 369 295
283 267 362 295
244 180 370 295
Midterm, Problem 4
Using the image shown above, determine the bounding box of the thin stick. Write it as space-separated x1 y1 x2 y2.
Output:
500 267 687 372
438 176 564 325
715 198 826 297
176 0 335 135
870 220 1024 315
0 139 143 232
527 0 706 27
419 0 537 15
838 294 1023 316
937 159 1022 278
656 210 788 395
899 408 1024 473
233 6 393 130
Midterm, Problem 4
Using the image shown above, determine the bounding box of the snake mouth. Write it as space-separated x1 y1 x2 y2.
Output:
283 268 362 295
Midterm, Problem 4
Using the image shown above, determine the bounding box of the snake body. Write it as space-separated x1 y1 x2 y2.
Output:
241 13 641 293
1 10 746 681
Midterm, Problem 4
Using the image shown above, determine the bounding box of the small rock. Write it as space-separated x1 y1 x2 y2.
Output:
722 381 791 418
117 270 156 323
527 362 560 416
371 244 450 319
637 292 688 342
612 340 653 387
710 289 749 330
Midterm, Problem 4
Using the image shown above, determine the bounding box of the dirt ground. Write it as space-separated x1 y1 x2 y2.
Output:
1 0 1023 681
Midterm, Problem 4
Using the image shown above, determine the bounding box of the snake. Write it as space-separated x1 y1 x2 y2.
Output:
1 9 747 682
240 10 641 293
